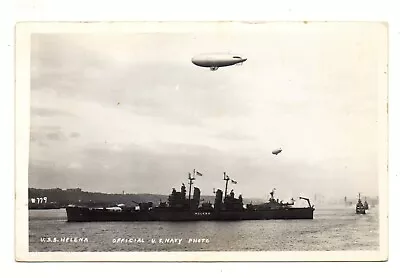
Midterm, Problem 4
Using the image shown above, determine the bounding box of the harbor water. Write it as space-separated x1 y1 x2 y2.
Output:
29 207 380 252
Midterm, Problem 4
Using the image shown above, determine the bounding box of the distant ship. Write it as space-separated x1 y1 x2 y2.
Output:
66 171 315 222
356 193 366 214
344 196 353 207
364 197 369 210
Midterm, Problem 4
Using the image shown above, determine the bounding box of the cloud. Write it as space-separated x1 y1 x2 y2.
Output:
46 132 64 141
28 139 378 199
213 129 256 141
28 24 385 199
30 34 253 128
30 126 68 147
31 107 76 118
70 132 81 138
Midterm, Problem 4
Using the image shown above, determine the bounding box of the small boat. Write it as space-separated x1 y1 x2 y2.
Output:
364 197 369 210
356 193 366 214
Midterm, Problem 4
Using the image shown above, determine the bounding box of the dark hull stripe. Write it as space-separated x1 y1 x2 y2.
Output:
66 207 314 222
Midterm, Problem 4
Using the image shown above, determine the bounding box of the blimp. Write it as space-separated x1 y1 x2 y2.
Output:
272 148 283 155
191 53 247 71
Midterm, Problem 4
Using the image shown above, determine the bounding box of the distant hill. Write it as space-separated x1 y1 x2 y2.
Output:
28 188 264 209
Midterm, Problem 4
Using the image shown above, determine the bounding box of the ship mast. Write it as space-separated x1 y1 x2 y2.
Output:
188 171 195 210
188 169 202 210
224 172 230 198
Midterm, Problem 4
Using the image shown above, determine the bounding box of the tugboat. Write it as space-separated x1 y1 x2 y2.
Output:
364 197 369 210
356 193 366 214
66 170 315 222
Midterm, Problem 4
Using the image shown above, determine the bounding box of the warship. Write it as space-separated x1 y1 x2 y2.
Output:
66 171 315 222
356 193 366 214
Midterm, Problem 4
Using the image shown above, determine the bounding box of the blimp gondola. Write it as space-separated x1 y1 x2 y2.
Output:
191 53 247 71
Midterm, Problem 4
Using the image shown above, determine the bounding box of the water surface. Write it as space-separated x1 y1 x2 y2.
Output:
29 207 379 252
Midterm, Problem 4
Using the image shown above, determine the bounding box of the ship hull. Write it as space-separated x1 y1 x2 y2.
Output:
66 207 314 222
356 208 366 214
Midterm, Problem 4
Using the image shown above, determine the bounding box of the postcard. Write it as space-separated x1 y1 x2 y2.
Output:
15 21 388 261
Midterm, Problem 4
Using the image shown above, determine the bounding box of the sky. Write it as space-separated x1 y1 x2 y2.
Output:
28 22 386 201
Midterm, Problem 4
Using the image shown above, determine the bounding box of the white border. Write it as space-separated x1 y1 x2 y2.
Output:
14 21 389 262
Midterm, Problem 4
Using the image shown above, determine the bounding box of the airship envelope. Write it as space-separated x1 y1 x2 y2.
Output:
272 148 282 155
191 53 247 71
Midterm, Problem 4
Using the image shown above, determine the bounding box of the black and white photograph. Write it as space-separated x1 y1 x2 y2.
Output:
15 22 388 261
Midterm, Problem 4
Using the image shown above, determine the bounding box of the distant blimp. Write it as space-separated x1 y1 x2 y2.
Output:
272 148 282 155
191 53 247 71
